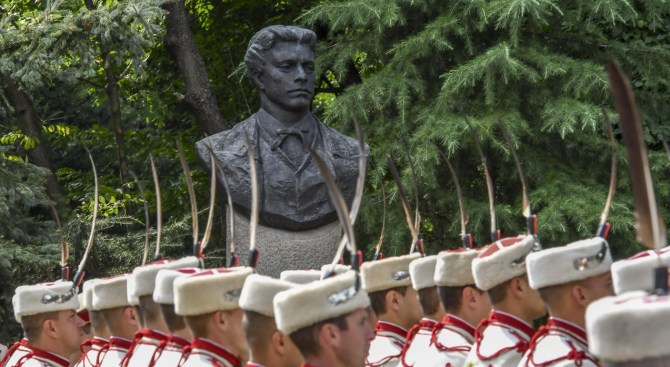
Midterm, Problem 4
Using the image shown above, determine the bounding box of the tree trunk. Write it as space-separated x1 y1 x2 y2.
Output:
3 80 69 214
162 0 230 135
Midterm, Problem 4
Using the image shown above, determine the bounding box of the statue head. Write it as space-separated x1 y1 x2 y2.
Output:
245 26 317 114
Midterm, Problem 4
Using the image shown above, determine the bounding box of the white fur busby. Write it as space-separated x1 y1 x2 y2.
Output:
280 270 322 284
434 249 482 287
131 257 200 298
14 281 80 320
93 274 132 310
127 275 139 306
611 248 670 295
240 274 295 317
409 255 438 290
361 253 421 293
527 237 613 290
82 280 96 310
320 264 351 279
153 268 202 305
472 235 539 291
274 270 370 335
174 267 253 316
586 291 670 362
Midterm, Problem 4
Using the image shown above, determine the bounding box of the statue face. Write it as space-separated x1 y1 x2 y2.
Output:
259 41 315 112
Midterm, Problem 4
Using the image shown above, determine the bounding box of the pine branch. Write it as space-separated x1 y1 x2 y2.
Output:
77 77 105 89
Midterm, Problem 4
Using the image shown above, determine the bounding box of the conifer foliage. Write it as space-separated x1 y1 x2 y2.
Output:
301 0 670 257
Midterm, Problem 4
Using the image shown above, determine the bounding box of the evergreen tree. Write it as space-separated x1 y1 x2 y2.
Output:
300 0 670 258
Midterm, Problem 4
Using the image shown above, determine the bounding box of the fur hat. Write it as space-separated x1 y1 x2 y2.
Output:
280 270 322 284
82 280 96 311
409 255 438 290
131 257 200 298
240 274 295 317
320 264 351 279
434 249 482 287
611 248 670 295
174 267 253 316
587 291 670 362
93 274 132 310
127 275 139 306
274 270 370 335
472 235 540 291
526 237 613 290
14 281 80 320
361 253 421 293
153 268 202 305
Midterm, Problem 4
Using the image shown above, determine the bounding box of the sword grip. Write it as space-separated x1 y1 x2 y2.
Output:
248 249 260 269
61 266 70 281
73 270 85 287
227 254 239 268
491 230 501 243
374 252 382 261
351 251 361 273
527 215 537 235
596 223 611 239
654 266 668 295
462 234 472 249
153 254 164 262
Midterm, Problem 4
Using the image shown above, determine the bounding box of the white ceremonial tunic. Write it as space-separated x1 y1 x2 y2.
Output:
10 348 68 367
429 314 477 367
400 318 438 367
1 339 31 367
179 338 240 367
121 329 169 367
0 344 8 364
366 321 408 367
517 318 598 367
75 337 109 367
464 311 536 367
151 334 190 367
99 337 132 367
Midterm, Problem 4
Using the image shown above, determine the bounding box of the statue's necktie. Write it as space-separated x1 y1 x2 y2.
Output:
271 128 309 150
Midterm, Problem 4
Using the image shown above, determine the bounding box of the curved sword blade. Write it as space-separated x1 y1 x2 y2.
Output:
399 138 421 239
387 155 418 252
607 60 665 250
200 146 217 252
45 192 68 267
436 148 469 237
149 156 162 258
497 119 531 219
599 107 617 227
130 170 150 266
374 171 387 258
176 141 199 254
76 148 99 274
244 131 259 252
204 137 236 254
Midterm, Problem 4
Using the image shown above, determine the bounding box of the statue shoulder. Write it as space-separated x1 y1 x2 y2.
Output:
195 114 258 156
318 118 370 158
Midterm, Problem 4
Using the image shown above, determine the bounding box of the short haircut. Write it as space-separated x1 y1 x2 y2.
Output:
21 311 61 343
160 304 186 333
139 295 163 325
418 287 441 316
244 25 317 87
369 286 408 315
289 313 349 358
438 285 483 313
89 311 108 333
243 311 276 353
100 306 131 335
538 278 590 310
488 278 514 305
184 312 216 338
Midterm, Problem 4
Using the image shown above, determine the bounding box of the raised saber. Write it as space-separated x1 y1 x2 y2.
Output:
244 131 260 268
436 147 471 248
149 156 163 260
176 141 199 260
373 171 387 260
129 170 150 265
73 148 99 286
45 192 69 280
597 107 617 238
387 155 419 253
199 147 217 253
399 138 422 254
453 101 500 242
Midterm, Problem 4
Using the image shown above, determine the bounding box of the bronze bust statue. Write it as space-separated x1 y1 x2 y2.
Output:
196 25 369 231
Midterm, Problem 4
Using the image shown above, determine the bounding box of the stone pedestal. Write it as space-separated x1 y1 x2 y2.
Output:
226 207 341 278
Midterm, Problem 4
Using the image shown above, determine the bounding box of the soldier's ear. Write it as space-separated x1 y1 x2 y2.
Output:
251 69 265 91
125 306 138 326
271 330 285 354
571 285 589 307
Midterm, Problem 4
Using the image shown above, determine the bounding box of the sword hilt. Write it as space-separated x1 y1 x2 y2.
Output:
596 223 611 239
227 254 238 268
654 266 668 295
462 234 472 249
491 229 501 243
374 252 383 261
248 249 260 269
153 254 164 262
527 215 537 235
72 270 85 287
61 266 70 281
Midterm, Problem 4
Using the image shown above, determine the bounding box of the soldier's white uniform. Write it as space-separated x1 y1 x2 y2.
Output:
99 337 132 367
464 311 535 367
1 339 32 367
517 318 597 367
76 337 109 367
428 315 476 367
366 321 407 367
399 318 437 367
179 338 240 367
121 329 168 367
10 349 69 367
0 343 8 364
151 335 190 367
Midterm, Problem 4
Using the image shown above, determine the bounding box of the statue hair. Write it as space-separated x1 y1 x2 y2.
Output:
244 25 317 88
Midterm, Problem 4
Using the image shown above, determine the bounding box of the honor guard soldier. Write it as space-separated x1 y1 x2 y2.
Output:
519 238 614 367
400 255 446 367
76 280 111 367
464 236 546 367
8 281 85 367
1 296 33 367
280 270 323 284
429 249 491 367
150 268 203 367
122 257 200 367
239 274 303 367
273 270 375 367
586 290 670 367
174 267 253 367
93 274 141 367
361 253 423 367
611 248 670 295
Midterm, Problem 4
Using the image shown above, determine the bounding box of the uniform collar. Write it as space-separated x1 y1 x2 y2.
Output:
20 338 31 348
138 328 169 342
28 347 69 367
109 337 133 350
545 317 587 345
420 318 437 329
376 321 408 337
91 337 109 348
441 314 476 337
168 334 190 348
190 337 240 367
490 310 535 337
